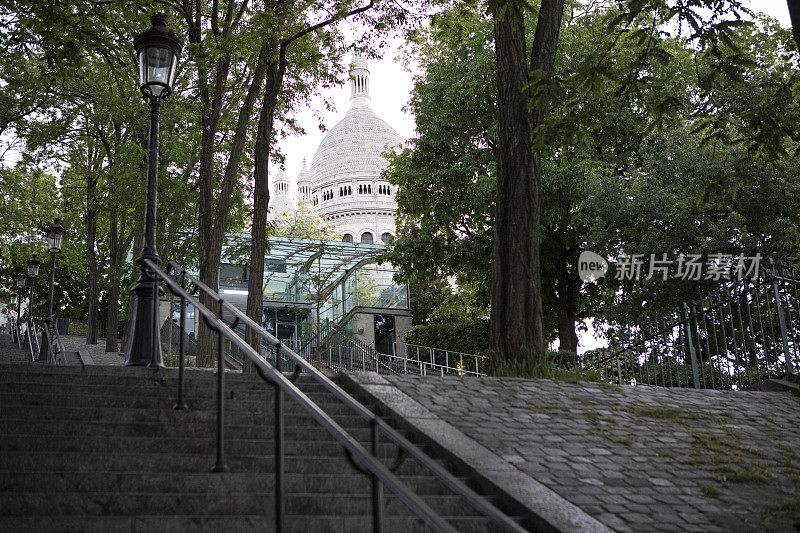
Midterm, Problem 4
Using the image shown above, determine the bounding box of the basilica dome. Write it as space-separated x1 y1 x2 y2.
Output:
307 55 402 245
309 104 402 188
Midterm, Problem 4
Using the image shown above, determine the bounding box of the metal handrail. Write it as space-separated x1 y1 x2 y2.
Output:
377 350 485 377
162 260 524 533
24 323 37 362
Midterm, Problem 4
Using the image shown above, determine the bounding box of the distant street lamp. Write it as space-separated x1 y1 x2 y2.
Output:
9 292 18 343
26 256 40 351
15 273 25 348
126 13 182 367
39 218 66 364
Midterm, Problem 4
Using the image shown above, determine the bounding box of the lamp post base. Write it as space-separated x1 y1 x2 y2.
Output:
37 320 54 364
124 278 165 368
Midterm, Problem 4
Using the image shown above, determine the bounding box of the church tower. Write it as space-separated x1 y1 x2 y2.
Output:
270 169 292 216
297 158 311 204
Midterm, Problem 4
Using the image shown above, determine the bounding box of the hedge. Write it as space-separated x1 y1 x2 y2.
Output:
404 319 489 356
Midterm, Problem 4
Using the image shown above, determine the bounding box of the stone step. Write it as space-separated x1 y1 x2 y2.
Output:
0 403 376 428
0 376 334 396
0 514 494 533
0 363 327 388
0 491 485 519
0 451 437 477
0 392 359 415
0 471 460 496
0 428 397 454
0 363 506 532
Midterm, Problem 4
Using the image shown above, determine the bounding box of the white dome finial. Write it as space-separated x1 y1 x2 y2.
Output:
349 54 371 107
297 158 311 204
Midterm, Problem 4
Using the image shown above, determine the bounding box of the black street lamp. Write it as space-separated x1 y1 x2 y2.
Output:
38 218 65 364
9 292 17 343
26 256 40 351
126 13 181 367
15 273 25 348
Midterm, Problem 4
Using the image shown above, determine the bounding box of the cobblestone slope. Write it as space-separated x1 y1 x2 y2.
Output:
373 375 800 532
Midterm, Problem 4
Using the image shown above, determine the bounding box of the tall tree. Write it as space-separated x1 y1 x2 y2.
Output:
486 0 564 369
243 0 380 371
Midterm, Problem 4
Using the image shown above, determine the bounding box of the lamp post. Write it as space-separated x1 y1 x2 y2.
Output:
10 293 17 343
15 273 25 348
26 256 40 355
38 218 65 364
125 13 181 367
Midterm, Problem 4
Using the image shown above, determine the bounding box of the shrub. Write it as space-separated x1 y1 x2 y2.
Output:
404 319 489 356
492 357 601 383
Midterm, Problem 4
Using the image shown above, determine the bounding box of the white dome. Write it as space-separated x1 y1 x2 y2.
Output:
305 55 401 244
309 105 402 189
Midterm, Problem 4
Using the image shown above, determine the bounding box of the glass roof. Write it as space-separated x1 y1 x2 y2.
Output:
218 235 408 314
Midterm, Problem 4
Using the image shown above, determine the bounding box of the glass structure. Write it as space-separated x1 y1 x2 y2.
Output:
201 235 410 346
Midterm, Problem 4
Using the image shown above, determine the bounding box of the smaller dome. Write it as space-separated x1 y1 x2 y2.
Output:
350 55 369 71
297 158 311 185
273 169 290 197
297 159 311 204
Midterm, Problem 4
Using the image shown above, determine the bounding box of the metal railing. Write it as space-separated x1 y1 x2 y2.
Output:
158 259 523 533
394 342 487 377
56 318 121 340
23 321 39 362
9 316 20 347
583 261 799 390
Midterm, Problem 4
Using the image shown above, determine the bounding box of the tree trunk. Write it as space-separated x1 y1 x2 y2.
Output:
195 38 272 368
244 60 283 372
85 197 99 345
105 207 120 352
121 231 143 354
555 253 579 353
489 0 564 371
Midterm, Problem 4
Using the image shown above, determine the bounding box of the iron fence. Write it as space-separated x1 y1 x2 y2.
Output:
56 318 122 340
583 261 799 390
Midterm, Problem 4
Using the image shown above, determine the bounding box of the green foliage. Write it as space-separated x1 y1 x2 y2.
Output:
405 319 490 356
407 277 486 326
163 353 196 368
492 356 602 383
269 203 340 241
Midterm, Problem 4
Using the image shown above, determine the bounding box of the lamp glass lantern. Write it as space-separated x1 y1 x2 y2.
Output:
45 218 66 254
16 274 26 289
27 255 40 278
10 293 17 305
134 13 182 99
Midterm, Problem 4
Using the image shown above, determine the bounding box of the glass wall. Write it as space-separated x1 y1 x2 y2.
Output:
213 236 409 339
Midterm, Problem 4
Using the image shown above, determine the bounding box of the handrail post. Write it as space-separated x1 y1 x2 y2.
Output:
175 271 188 410
771 261 794 375
371 419 384 532
153 272 159 367
211 298 229 473
275 343 285 533
683 303 701 389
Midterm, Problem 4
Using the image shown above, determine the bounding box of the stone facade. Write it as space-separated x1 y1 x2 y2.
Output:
276 55 402 245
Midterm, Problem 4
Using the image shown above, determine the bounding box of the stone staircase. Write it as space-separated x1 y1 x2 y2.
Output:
0 352 517 531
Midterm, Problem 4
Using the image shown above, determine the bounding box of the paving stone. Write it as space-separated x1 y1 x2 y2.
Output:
374 374 800 532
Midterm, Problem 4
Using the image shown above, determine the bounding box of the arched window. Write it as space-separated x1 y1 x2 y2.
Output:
381 233 393 245
342 234 353 243
361 232 374 244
